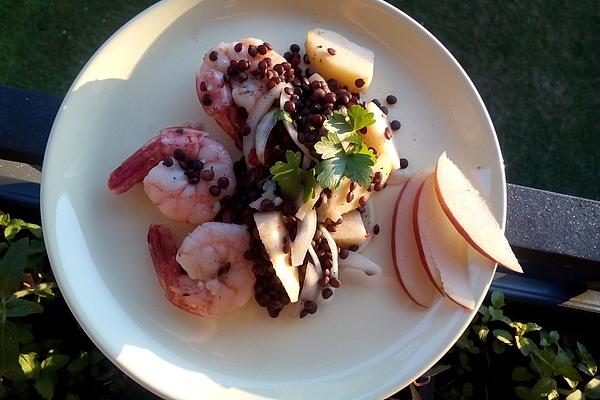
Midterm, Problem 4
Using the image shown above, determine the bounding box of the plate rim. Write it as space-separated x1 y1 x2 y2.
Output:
40 0 506 399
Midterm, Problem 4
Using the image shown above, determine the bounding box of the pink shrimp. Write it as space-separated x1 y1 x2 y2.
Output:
108 127 235 224
148 223 255 316
196 38 286 149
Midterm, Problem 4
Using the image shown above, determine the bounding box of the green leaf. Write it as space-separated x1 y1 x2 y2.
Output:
489 307 512 324
323 112 352 136
314 132 343 159
473 324 489 342
88 350 105 365
462 382 474 397
347 104 376 132
531 377 557 399
0 319 20 373
17 324 34 345
492 340 506 354
557 364 583 383
302 169 317 203
0 238 29 299
493 329 514 345
512 366 536 382
19 352 39 378
4 298 43 317
516 386 533 400
315 157 346 189
456 331 480 354
516 336 537 356
270 151 305 200
344 150 375 188
577 342 597 377
585 377 600 399
566 389 585 400
41 353 70 373
67 354 90 373
66 394 81 400
34 374 56 400
273 109 292 124
2 218 42 241
491 291 505 309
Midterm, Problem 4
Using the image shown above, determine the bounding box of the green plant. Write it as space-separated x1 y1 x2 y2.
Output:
0 211 154 399
428 292 600 400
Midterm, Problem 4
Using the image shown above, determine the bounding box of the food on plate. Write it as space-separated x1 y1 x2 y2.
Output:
196 38 287 153
391 167 437 308
415 175 474 310
148 223 255 316
434 152 523 273
109 28 519 319
391 153 522 310
108 127 235 224
305 28 374 93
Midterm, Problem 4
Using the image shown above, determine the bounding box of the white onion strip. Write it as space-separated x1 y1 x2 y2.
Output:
290 209 317 266
243 82 285 162
339 252 383 277
297 261 321 315
254 109 277 164
295 185 323 221
279 83 317 168
319 225 339 280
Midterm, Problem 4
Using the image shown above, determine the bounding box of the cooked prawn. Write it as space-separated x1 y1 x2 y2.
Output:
148 223 255 316
196 38 286 150
108 127 235 224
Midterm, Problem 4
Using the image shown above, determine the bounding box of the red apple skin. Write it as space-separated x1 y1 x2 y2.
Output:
411 181 445 295
433 160 523 273
391 168 438 308
415 177 475 311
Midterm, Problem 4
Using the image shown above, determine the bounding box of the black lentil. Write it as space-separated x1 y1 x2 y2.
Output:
173 148 186 161
162 158 174 167
386 95 397 105
327 48 336 55
400 158 409 169
373 224 380 235
234 42 243 52
390 120 401 130
355 78 365 88
209 185 221 196
217 176 230 189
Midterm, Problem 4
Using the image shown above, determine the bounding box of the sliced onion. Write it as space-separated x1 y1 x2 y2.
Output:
295 185 323 220
319 225 339 280
357 199 376 252
280 83 317 168
243 82 285 162
307 244 322 270
290 209 317 266
308 73 326 83
387 168 413 186
297 261 321 315
339 252 383 277
254 109 277 164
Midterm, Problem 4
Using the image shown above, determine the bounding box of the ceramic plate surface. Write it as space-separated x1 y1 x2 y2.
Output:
41 0 504 399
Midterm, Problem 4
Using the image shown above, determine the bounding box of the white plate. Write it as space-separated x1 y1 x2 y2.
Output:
41 1 504 399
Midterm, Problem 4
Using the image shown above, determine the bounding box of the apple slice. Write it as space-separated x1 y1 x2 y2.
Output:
435 152 522 273
415 176 476 310
391 166 438 307
253 211 300 303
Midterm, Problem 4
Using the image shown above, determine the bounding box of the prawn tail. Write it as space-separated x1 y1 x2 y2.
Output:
196 71 242 149
147 224 210 316
108 135 164 194
147 224 180 290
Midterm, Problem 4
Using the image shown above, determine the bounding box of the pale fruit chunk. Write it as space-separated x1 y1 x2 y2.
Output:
318 153 393 222
435 152 522 273
305 28 374 93
290 209 317 267
391 166 438 307
329 210 368 248
415 176 475 310
364 102 401 170
253 211 300 303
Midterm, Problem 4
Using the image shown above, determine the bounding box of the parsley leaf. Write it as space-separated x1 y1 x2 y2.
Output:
273 109 292 124
348 104 376 131
313 132 343 159
303 169 317 203
314 104 376 190
270 151 305 200
315 157 346 189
